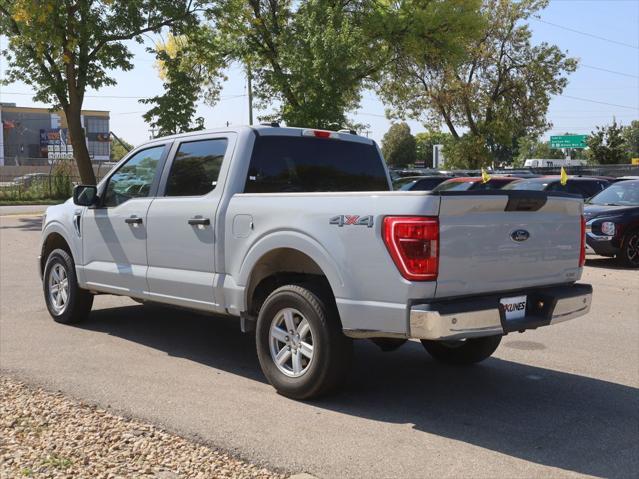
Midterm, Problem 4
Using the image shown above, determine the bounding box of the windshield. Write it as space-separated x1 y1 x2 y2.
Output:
588 181 639 206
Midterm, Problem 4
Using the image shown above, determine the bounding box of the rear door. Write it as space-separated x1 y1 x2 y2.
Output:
435 191 583 298
145 134 235 311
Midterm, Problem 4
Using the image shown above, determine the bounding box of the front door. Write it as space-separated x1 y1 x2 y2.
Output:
81 144 168 295
146 135 232 311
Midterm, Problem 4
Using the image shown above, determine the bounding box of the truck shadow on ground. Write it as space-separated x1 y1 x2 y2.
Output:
585 256 629 271
0 216 43 231
80 303 638 479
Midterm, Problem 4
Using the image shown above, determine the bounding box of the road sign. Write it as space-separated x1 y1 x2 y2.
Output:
550 135 588 149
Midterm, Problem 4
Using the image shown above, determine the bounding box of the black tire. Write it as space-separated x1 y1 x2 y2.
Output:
421 335 502 365
43 248 93 324
255 284 352 399
617 229 639 268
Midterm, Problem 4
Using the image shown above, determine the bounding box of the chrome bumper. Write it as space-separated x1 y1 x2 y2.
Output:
409 283 593 341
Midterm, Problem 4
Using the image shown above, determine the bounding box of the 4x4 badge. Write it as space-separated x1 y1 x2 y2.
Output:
329 215 374 228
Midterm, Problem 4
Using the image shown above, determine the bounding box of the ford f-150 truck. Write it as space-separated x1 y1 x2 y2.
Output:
40 125 593 399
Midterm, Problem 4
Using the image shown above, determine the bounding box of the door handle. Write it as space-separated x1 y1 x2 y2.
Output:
125 216 143 225
188 217 210 226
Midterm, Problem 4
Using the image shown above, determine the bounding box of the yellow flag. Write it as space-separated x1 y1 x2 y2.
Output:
560 166 568 186
481 168 491 184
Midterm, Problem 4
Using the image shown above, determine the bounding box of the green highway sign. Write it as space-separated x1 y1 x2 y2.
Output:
550 135 588 149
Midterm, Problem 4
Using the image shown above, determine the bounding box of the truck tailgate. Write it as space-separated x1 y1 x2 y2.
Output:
435 191 584 298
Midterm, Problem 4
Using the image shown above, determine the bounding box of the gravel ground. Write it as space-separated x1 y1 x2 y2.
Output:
0 376 286 479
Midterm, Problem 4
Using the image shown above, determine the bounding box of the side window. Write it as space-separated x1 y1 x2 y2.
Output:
103 145 165 207
165 139 228 196
244 136 389 193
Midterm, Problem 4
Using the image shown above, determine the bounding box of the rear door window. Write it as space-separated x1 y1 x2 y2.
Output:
165 139 228 196
244 136 389 193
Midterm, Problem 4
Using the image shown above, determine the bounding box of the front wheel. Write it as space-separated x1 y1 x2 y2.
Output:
617 229 639 268
255 284 352 399
421 335 502 365
43 248 93 324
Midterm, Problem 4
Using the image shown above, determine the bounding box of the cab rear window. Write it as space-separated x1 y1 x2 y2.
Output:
244 136 389 193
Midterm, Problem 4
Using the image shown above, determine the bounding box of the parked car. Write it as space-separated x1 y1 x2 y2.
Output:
431 176 520 192
584 180 639 267
503 176 610 199
40 125 592 399
392 175 453 191
12 172 49 188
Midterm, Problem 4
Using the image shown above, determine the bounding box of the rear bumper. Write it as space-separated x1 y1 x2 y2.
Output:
409 283 592 341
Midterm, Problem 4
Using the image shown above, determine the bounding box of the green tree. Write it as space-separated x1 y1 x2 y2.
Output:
203 0 383 129
141 31 226 136
141 47 204 136
514 135 563 167
381 122 417 167
380 0 577 169
587 121 629 165
203 0 482 129
622 120 639 159
0 0 198 184
415 131 452 167
110 136 133 162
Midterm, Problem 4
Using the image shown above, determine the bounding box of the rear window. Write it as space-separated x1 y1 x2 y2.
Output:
432 180 474 192
548 180 608 198
504 180 549 191
468 179 516 190
244 136 389 193
411 177 450 191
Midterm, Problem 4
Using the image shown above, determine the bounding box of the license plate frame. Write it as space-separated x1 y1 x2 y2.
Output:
500 295 527 321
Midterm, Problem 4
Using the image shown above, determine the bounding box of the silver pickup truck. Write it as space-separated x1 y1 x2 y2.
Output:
40 125 592 399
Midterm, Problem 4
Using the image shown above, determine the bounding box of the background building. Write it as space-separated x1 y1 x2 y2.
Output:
0 103 110 166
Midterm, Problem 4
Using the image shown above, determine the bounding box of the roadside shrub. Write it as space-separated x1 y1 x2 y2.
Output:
51 161 73 198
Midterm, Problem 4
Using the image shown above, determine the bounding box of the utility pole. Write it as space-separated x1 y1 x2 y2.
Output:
247 64 254 126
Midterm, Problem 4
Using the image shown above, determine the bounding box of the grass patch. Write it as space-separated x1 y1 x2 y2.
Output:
41 454 73 470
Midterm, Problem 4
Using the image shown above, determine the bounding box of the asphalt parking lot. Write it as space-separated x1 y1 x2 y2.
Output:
1 212 638 479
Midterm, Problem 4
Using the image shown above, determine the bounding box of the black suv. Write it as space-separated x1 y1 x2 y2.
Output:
584 180 639 267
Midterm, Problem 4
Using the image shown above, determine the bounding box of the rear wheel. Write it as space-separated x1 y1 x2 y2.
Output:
617 229 639 268
421 335 502 365
255 284 352 399
43 248 93 324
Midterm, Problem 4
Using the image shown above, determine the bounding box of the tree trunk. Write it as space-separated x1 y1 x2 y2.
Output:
64 104 96 185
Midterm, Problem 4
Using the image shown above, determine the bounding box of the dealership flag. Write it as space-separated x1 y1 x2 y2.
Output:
481 168 491 184
560 167 568 186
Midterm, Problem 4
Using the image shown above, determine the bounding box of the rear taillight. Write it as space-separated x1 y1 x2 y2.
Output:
579 215 586 267
383 216 439 281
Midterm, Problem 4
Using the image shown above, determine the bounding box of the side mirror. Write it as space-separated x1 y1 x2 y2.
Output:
73 185 98 206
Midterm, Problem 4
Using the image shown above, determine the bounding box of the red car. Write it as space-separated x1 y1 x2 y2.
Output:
431 176 520 192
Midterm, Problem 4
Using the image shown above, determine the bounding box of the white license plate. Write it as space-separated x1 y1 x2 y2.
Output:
500 295 527 321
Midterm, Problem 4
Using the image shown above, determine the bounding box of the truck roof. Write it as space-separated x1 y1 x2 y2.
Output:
146 125 375 145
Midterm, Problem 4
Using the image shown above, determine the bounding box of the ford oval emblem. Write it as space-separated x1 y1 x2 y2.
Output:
511 229 530 242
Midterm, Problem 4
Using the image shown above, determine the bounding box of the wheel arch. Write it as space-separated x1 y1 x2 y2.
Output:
40 227 75 277
242 240 344 324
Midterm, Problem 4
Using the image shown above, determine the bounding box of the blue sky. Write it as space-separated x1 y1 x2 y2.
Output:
1 0 638 147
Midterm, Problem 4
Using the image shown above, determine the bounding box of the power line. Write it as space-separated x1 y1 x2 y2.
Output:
581 64 639 79
1 91 247 101
559 94 639 110
533 17 639 49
